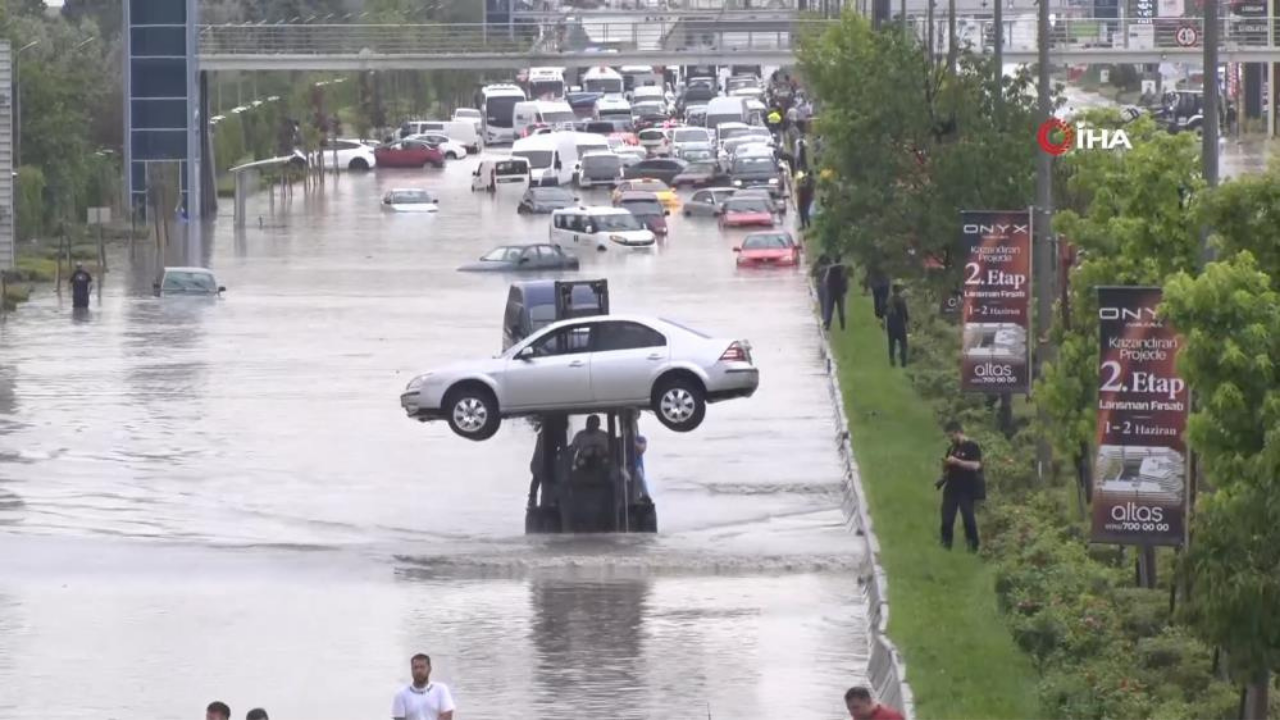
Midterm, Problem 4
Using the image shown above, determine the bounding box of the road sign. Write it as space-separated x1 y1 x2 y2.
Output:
1175 25 1200 47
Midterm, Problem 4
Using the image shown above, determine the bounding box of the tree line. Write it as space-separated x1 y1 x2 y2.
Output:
800 13 1277 719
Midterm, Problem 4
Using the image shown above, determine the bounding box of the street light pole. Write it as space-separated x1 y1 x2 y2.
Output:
1034 0 1055 481
13 40 38 170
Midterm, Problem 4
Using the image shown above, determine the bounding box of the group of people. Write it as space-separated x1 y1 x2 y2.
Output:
204 703 268 720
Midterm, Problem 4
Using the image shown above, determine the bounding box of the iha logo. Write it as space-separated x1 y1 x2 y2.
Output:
1037 119 1132 155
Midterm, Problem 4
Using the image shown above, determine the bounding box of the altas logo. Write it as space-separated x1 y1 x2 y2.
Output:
1037 118 1132 155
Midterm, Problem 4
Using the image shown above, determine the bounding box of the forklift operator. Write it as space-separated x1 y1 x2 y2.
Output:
571 415 611 469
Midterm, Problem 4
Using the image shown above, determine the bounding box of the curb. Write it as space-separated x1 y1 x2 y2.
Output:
809 281 917 719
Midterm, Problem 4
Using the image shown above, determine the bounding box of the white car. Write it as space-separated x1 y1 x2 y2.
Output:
317 138 377 171
382 188 439 212
670 127 712 157
452 107 483 133
407 133 466 160
400 314 760 440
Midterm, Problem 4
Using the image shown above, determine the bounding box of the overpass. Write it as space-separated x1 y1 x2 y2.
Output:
196 15 1280 71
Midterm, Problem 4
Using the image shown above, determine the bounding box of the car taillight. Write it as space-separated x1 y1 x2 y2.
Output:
720 342 749 362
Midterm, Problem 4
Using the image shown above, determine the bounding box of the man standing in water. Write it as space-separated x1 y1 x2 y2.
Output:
70 262 93 309
393 653 455 720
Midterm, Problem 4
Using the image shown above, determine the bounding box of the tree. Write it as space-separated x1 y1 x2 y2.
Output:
1161 252 1280 720
797 12 1040 294
1197 168 1280 281
1037 115 1202 494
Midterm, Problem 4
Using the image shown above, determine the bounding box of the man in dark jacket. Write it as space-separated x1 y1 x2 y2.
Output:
886 284 909 366
796 172 815 230
822 257 848 331
938 420 982 551
866 264 890 323
70 263 92 309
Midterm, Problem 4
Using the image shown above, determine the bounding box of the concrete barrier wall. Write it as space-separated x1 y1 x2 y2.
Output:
812 283 917 719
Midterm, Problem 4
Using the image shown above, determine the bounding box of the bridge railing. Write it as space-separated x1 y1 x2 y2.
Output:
906 13 1271 54
198 20 833 57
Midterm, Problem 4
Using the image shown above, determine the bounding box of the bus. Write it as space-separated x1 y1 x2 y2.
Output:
527 67 567 100
476 83 528 144
582 67 624 96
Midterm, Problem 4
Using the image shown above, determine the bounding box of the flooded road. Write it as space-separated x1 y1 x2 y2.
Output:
0 159 869 718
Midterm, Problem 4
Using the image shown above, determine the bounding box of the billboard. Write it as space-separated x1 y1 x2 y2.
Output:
1090 287 1189 546
959 211 1033 393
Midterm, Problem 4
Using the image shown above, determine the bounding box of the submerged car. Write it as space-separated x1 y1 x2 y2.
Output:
382 188 439 212
672 161 719 188
154 266 224 296
615 190 669 235
683 187 737 217
458 244 580 272
734 231 800 267
518 186 577 214
612 178 678 209
375 139 445 169
399 314 760 439
719 196 776 228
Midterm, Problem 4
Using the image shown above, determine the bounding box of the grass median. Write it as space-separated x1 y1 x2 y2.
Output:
826 291 1042 720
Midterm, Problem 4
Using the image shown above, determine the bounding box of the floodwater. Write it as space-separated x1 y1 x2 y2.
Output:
0 159 870 718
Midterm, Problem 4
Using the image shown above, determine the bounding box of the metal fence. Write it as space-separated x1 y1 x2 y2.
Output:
815 282 917 719
906 13 1274 54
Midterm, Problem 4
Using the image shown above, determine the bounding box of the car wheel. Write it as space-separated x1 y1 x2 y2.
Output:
652 375 706 432
443 384 501 441
433 161 445 169
517 205 528 214
348 158 370 171
447 151 459 160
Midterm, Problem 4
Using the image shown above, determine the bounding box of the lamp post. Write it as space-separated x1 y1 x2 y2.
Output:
14 40 39 170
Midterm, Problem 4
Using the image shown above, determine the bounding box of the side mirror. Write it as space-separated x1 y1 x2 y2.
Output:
516 346 535 361
218 286 227 293
664 210 671 216
712 209 721 216
518 256 530 264
584 225 596 234
432 199 439 204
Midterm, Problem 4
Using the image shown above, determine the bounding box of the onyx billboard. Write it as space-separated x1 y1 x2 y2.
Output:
959 211 1032 393
1091 287 1189 546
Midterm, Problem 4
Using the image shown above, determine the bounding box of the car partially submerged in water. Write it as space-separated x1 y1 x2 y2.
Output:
154 267 224 296
382 188 439 212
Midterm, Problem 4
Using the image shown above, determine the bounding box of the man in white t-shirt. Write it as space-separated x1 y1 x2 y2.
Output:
392 653 456 720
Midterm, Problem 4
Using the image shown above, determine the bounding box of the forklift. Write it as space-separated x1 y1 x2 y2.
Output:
519 279 659 534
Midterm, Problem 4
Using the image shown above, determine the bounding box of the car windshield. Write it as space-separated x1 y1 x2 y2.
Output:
494 160 527 175
482 247 524 261
390 190 432 203
683 161 716 173
733 157 775 174
744 233 790 249
634 103 665 116
718 126 750 141
594 213 643 231
674 129 709 142
726 198 770 213
621 199 663 215
543 111 577 124
532 187 574 202
638 129 665 140
512 149 554 168
582 155 621 171
455 109 480 118
162 271 217 292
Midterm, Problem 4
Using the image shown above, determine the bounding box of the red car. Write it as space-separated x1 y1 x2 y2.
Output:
718 196 776 228
375 139 444 169
734 231 800 267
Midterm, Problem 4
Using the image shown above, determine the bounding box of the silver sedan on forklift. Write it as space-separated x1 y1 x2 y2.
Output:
400 314 760 440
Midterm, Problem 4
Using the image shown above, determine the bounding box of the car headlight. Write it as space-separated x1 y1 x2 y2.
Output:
733 180 743 187
406 374 430 391
768 177 779 185
610 234 627 243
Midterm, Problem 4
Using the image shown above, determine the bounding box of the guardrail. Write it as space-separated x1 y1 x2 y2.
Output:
906 13 1274 53
814 283 916 719
197 20 829 57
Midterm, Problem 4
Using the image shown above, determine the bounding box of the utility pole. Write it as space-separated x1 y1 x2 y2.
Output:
994 0 1003 101
1034 0 1055 481
947 0 957 71
1202 0 1220 211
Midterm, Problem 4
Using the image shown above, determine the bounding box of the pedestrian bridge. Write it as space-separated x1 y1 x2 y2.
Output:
195 15 1280 71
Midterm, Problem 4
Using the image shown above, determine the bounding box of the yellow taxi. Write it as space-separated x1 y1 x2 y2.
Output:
612 178 680 209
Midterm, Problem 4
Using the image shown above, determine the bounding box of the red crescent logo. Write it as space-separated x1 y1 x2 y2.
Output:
1037 118 1074 156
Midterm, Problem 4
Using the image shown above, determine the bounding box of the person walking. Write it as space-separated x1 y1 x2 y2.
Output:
70 262 93 309
885 283 909 367
866 264 890 323
845 686 905 720
938 420 982 552
393 653 456 720
796 171 815 230
822 256 849 331
812 252 832 324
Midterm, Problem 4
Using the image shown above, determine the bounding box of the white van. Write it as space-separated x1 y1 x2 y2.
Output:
704 97 750 132
512 135 573 186
631 85 666 107
471 156 531 191
559 130 610 180
577 151 624 187
550 206 656 250
512 100 577 137
401 120 481 153
593 96 632 123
